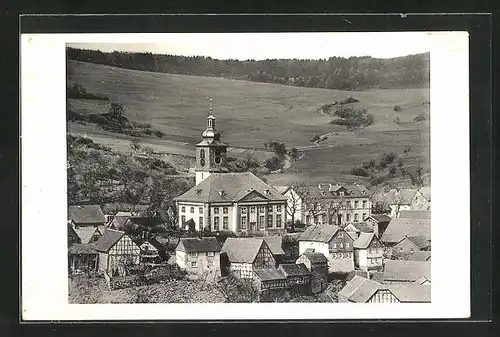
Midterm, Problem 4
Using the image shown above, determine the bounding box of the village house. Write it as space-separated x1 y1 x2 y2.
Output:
338 275 399 303
174 109 287 234
364 214 392 237
68 243 99 275
278 263 311 290
296 250 329 293
175 237 221 278
262 236 285 264
253 269 287 293
298 225 355 273
381 217 431 255
387 284 431 303
94 228 141 277
353 233 385 271
68 205 107 244
385 187 431 218
383 260 431 285
343 222 375 239
390 235 431 259
220 237 276 279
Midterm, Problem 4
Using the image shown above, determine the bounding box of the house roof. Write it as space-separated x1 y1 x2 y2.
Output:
299 224 340 243
418 186 431 201
351 222 374 233
385 189 417 205
174 172 287 203
74 226 102 244
383 260 431 282
345 231 358 241
177 237 221 253
407 251 432 261
254 268 286 281
221 237 267 263
405 236 431 249
388 284 431 302
346 270 370 282
124 216 163 227
68 243 97 255
94 229 125 253
300 252 328 264
299 183 371 199
68 223 82 245
272 185 290 194
399 210 431 219
367 214 392 223
381 218 431 244
135 237 164 251
339 276 387 303
353 233 378 249
68 205 106 224
279 263 310 277
263 236 285 255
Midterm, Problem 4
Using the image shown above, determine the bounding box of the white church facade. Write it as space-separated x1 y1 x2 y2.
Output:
174 104 287 234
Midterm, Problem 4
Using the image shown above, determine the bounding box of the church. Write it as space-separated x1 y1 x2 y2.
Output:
174 103 287 234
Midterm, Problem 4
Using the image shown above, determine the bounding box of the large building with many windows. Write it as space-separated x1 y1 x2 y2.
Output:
174 107 287 234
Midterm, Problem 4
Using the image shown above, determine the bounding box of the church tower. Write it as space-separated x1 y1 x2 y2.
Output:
195 98 228 185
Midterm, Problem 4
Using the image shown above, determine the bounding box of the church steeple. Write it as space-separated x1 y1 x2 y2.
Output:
195 97 228 185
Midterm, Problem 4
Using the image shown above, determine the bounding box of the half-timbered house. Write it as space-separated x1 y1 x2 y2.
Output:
383 260 431 285
298 225 355 273
94 229 141 277
68 243 98 275
338 275 400 303
296 251 328 293
253 268 287 293
220 237 276 279
278 263 311 290
353 233 385 271
175 237 221 277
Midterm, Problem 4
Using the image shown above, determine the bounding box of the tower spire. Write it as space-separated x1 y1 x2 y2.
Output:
209 96 213 116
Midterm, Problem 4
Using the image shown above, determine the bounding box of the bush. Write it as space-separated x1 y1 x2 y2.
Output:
153 130 165 138
379 152 397 167
414 113 429 122
330 106 373 129
370 174 390 186
350 166 369 177
388 165 397 175
362 159 376 170
338 96 359 104
265 156 283 171
393 105 401 112
68 84 109 100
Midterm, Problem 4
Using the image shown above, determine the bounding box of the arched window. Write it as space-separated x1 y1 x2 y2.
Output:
200 149 205 158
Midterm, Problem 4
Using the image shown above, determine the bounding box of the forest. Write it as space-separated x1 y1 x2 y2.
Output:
67 47 430 91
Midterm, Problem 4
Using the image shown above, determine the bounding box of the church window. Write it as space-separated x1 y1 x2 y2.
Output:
259 206 265 213
213 217 220 231
199 217 203 227
241 207 247 215
267 206 273 213
250 207 256 214
223 207 228 214
200 149 205 158
276 205 282 212
276 215 282 227
214 207 219 215
223 217 229 230
267 215 273 227
241 216 247 229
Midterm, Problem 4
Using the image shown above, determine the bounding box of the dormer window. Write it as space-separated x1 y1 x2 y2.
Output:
264 189 270 195
196 189 202 196
339 191 344 197
218 189 225 197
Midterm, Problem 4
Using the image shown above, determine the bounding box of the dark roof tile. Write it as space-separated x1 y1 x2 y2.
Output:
177 237 221 253
68 205 106 224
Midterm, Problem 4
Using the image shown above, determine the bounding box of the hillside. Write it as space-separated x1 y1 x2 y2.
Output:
67 60 430 188
67 47 430 91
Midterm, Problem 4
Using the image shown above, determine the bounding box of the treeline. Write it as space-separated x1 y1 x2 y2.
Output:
67 47 430 91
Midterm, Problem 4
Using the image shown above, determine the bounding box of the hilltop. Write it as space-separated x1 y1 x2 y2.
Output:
67 60 430 188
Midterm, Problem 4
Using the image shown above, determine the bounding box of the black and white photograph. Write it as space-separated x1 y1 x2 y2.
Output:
65 33 431 304
21 30 471 320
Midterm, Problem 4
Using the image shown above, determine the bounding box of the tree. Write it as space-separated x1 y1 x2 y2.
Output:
108 103 125 120
130 138 141 153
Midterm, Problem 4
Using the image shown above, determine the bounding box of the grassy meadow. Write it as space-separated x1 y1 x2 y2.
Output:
67 60 430 188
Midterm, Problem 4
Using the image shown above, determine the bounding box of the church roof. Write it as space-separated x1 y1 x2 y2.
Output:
174 172 287 203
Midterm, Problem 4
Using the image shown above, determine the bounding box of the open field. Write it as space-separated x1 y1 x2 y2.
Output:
68 60 430 186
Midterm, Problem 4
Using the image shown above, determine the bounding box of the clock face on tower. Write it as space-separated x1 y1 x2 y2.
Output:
200 158 205 166
214 148 222 165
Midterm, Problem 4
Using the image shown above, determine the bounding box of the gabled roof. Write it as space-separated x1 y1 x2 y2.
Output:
68 222 81 245
385 189 417 205
407 251 432 261
299 224 340 243
221 237 268 263
68 243 98 255
279 263 310 277
136 237 165 251
177 237 221 253
388 284 431 302
94 229 125 253
123 216 163 227
404 236 430 250
353 233 380 249
339 275 388 302
74 226 102 244
254 268 286 281
272 185 291 194
174 172 287 203
383 260 431 282
381 218 431 244
399 210 431 219
263 236 285 256
300 183 371 199
366 214 392 223
68 205 106 224
300 252 328 264
351 222 374 233
418 186 431 201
